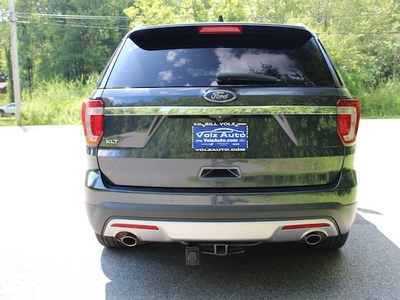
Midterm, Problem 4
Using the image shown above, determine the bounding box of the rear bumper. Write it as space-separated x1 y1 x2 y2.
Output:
85 201 356 242
84 169 357 243
104 218 339 243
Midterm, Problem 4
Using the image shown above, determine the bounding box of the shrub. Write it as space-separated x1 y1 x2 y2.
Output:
21 75 98 125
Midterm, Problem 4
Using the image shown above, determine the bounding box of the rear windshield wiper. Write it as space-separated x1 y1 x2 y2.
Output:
217 72 279 85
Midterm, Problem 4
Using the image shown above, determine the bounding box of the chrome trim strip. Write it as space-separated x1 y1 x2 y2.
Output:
104 106 336 116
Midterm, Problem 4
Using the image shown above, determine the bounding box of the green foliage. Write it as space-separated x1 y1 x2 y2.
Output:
3 46 13 104
0 0 10 86
0 116 15 126
0 74 398 128
12 0 130 87
124 0 246 25
0 93 7 104
0 0 399 121
122 0 400 98
20 74 98 125
358 80 400 118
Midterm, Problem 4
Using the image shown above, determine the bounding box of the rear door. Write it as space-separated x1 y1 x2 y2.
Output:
95 24 351 189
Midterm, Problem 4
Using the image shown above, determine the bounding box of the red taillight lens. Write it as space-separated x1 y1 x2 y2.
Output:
198 25 243 34
81 100 104 147
282 223 331 230
337 99 361 146
111 223 159 231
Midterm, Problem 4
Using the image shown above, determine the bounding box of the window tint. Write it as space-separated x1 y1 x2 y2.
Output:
106 38 334 88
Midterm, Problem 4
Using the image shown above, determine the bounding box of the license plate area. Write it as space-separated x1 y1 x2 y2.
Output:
192 123 248 152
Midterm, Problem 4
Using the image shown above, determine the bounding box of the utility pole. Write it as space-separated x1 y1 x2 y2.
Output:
8 0 21 125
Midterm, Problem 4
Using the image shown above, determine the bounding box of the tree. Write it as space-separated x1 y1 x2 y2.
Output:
1 0 399 98
0 0 13 102
0 0 10 83
124 0 246 26
11 0 131 85
245 0 400 92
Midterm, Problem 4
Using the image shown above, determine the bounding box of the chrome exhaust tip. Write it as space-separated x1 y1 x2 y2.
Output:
116 232 139 247
303 231 327 246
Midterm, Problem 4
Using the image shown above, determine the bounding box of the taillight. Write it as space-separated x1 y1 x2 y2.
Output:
337 99 361 146
197 25 243 34
81 100 104 147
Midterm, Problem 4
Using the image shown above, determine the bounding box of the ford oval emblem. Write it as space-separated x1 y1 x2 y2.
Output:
203 90 236 103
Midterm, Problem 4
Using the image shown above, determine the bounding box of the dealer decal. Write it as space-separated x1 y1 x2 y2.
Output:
192 122 248 151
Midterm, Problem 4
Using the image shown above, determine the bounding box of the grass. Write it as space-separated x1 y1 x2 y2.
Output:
0 75 399 126
357 81 400 119
21 76 97 125
0 75 97 126
0 92 16 126
0 116 15 126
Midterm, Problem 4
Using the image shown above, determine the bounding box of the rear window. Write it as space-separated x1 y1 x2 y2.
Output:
105 33 334 88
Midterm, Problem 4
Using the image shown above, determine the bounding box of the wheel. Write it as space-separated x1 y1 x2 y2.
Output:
314 231 350 250
95 233 127 248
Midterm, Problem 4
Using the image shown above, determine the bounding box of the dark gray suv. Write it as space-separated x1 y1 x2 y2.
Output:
82 22 360 265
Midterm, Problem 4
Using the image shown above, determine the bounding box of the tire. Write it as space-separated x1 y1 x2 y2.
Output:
95 233 127 248
314 231 350 250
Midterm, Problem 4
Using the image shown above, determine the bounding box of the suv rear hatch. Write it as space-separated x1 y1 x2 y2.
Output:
85 24 360 189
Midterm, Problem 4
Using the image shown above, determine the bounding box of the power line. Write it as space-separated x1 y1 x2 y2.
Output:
2 10 399 34
15 19 130 31
15 12 131 21
9 12 132 31
9 18 400 35
9 10 400 21
324 31 400 35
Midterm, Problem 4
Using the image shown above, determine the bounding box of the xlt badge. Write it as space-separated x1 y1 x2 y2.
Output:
203 90 236 103
105 139 119 144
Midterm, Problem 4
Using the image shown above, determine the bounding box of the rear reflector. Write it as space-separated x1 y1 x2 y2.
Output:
337 99 361 146
282 223 331 230
111 223 159 230
81 100 104 147
198 25 243 34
